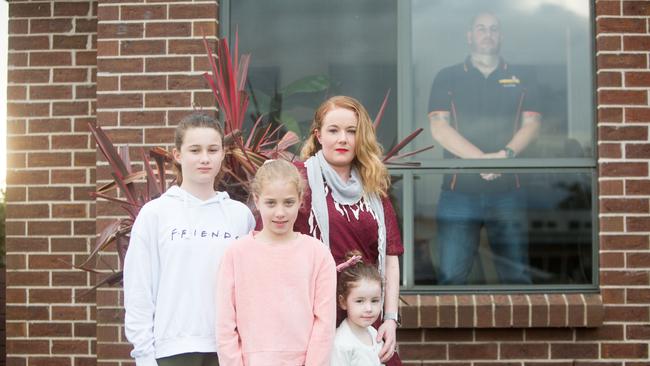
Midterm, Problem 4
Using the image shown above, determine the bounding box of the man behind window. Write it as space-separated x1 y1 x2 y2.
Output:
428 12 542 285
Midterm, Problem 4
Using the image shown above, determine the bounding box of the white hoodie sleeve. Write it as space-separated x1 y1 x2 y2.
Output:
123 207 160 366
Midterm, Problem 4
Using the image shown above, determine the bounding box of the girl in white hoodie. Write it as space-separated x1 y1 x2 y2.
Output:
124 113 255 366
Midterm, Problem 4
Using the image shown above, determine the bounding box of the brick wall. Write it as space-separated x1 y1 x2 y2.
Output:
6 1 98 366
5 0 650 365
94 1 218 365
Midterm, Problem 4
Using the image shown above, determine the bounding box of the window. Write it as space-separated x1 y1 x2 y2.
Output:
225 0 596 290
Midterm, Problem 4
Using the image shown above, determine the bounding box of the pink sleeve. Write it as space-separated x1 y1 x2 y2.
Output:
305 250 337 366
383 195 404 256
216 250 244 366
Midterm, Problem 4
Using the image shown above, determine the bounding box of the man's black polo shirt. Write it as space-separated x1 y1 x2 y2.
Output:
428 57 540 193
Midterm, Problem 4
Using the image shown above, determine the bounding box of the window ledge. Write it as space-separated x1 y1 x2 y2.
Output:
398 293 603 328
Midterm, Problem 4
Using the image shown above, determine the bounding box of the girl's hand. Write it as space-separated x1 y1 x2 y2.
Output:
377 319 398 362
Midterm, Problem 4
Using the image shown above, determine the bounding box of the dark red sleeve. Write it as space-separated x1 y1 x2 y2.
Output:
382 194 404 256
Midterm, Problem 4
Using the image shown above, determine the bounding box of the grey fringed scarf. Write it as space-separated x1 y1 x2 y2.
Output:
305 151 387 304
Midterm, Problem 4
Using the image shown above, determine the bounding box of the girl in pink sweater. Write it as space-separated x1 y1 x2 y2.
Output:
216 159 337 366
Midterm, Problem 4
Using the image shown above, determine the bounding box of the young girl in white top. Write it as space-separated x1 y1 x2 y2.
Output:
216 159 337 366
123 113 255 366
331 251 385 366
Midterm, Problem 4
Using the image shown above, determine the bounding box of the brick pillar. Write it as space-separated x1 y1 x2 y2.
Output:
95 1 219 364
6 1 98 365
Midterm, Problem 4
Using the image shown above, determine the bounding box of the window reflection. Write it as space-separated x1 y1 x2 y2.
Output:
407 171 592 286
231 0 397 147
412 0 594 160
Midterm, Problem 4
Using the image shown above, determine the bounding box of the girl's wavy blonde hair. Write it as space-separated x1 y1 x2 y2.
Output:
300 96 389 196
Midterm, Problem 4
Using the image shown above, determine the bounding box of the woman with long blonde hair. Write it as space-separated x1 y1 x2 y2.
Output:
295 95 404 366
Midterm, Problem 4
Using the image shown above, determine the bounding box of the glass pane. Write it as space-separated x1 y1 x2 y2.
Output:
405 170 593 286
410 1 594 162
230 0 398 150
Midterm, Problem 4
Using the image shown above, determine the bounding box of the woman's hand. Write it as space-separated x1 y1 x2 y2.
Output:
377 319 398 362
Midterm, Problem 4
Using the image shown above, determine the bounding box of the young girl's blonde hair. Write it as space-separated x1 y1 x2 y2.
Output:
337 250 382 302
251 159 305 200
300 96 390 197
173 112 225 190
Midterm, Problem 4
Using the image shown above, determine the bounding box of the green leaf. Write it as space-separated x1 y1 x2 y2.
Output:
281 75 330 97
278 113 301 136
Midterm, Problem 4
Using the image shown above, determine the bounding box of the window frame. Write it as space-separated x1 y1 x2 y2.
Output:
221 0 600 293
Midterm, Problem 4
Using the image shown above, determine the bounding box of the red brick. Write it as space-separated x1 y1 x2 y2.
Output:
30 19 73 34
9 2 51 18
169 74 208 90
146 22 191 37
575 324 624 341
51 237 89 252
97 58 143 73
526 329 573 341
52 306 88 321
601 234 649 250
54 2 90 16
76 19 97 34
169 3 217 19
551 343 598 359
600 125 647 141
51 135 89 150
145 57 192 72
29 254 73 270
624 1 650 16
29 288 72 303
449 344 498 360
145 92 190 108
605 305 649 322
52 204 87 218
599 90 647 105
8 69 49 83
76 50 96 65
97 5 119 20
8 136 50 151
52 340 89 354
626 144 650 159
30 85 73 100
96 93 143 111
7 271 49 286
30 323 72 337
29 357 71 366
627 324 650 340
29 186 72 202
6 186 27 202
626 179 650 195
601 162 648 177
52 271 88 286
7 85 26 100
600 252 624 268
598 71 622 87
7 340 49 355
597 1 621 16
628 216 650 232
598 54 647 69
5 204 49 219
169 39 207 55
194 22 217 38
599 108 623 123
8 19 28 34
30 51 73 67
598 18 646 33
8 36 50 50
121 40 165 56
601 343 647 359
121 111 166 126
501 343 548 359
598 35 621 51
122 75 166 90
601 269 648 285
6 170 49 185
600 179 624 196
7 102 50 118
600 198 649 213
53 102 89 116
74 151 96 167
97 40 119 57
98 23 143 39
53 68 88 83
399 344 446 360
121 5 166 20
53 35 89 50
97 76 119 91
8 52 28 67
598 143 623 159
76 84 97 99
628 253 650 269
